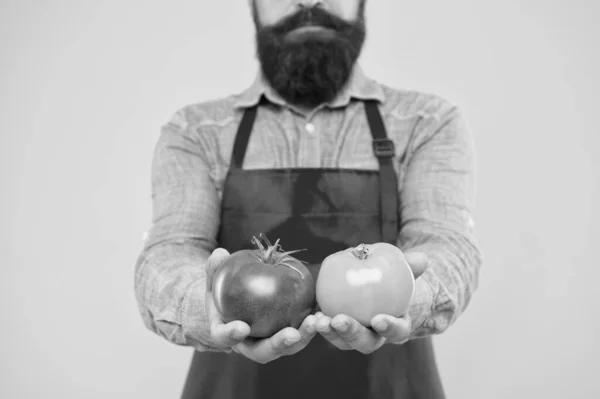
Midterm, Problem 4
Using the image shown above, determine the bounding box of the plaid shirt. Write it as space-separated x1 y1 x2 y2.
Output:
134 65 483 351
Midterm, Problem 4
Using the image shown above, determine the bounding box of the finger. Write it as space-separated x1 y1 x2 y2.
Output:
315 314 352 350
331 314 384 354
211 319 251 347
205 248 230 291
205 291 250 347
284 315 318 356
371 314 411 344
404 251 429 279
300 314 318 338
236 327 302 364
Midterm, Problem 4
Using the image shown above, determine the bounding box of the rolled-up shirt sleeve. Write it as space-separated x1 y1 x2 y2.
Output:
398 105 483 339
134 109 222 351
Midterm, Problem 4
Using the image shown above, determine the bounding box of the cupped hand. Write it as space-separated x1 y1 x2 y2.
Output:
314 251 429 354
205 248 318 364
231 314 317 364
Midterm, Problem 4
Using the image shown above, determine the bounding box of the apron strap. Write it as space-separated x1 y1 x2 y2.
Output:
364 100 400 245
230 105 259 170
229 100 399 244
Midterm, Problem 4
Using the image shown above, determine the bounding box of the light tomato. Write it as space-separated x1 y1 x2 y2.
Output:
316 242 414 326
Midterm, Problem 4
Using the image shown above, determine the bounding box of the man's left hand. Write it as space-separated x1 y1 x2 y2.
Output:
314 251 429 354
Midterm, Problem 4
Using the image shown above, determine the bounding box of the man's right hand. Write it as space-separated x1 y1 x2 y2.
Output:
205 248 317 364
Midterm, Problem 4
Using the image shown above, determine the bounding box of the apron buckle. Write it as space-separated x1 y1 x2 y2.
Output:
372 138 395 158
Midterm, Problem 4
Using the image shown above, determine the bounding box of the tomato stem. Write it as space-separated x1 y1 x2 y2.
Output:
351 243 371 260
251 234 307 279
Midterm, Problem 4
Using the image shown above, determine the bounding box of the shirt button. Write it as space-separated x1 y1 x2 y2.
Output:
305 123 316 134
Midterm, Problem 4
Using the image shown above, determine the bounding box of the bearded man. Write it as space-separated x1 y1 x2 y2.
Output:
134 1 482 398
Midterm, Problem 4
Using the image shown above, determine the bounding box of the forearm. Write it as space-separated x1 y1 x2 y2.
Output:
134 108 223 351
397 103 482 339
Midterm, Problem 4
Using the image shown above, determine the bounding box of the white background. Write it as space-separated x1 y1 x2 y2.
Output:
1 0 598 398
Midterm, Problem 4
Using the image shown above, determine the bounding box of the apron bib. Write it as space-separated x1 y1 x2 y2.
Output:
180 100 446 399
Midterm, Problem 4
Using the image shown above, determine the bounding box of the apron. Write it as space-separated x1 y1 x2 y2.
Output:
180 100 446 399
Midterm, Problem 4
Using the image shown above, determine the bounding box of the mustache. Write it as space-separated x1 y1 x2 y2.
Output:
266 7 355 35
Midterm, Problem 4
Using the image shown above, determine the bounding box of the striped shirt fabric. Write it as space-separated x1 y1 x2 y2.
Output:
134 65 483 351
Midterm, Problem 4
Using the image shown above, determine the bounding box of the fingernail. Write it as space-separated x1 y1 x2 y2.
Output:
373 320 388 331
285 337 300 346
306 324 315 334
232 330 246 340
317 325 330 333
332 322 348 332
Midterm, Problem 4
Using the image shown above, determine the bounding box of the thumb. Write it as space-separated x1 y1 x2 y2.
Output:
404 251 429 279
205 248 230 292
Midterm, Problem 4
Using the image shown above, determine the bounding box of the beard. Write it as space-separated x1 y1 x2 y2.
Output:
253 3 366 109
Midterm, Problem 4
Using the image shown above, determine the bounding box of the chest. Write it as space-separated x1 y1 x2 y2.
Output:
209 104 418 195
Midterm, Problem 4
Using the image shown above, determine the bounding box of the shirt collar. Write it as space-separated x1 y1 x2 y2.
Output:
233 64 385 110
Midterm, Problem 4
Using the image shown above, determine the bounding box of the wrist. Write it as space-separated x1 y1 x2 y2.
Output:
406 276 434 340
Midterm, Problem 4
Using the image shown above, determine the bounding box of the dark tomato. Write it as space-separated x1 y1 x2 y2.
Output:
212 234 316 338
